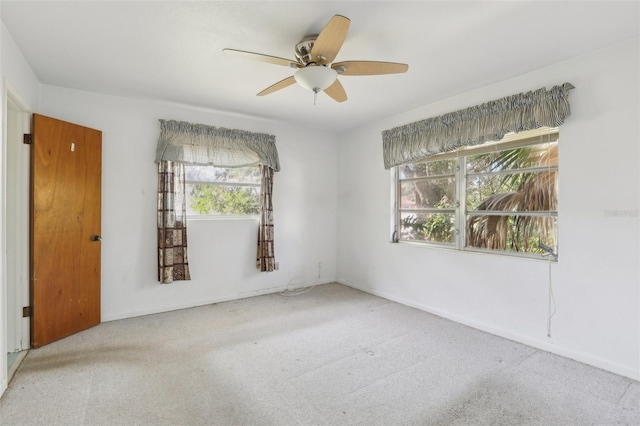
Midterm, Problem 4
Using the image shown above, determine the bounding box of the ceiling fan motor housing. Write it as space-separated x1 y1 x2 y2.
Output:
295 36 319 65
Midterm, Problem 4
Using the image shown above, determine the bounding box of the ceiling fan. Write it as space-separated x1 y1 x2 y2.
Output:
223 14 409 103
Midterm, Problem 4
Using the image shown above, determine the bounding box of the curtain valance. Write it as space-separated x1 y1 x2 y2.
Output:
381 82 574 169
156 119 280 172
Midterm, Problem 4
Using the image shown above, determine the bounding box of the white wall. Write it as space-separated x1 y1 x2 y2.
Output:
1 23 39 110
337 38 640 380
39 86 337 321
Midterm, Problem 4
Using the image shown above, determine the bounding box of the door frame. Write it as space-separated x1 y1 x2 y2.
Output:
1 79 32 396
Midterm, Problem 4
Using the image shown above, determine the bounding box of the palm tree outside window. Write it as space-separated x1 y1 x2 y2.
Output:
395 128 558 259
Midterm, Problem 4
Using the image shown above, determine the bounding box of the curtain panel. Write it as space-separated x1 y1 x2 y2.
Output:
256 165 276 272
382 82 574 169
156 119 280 279
156 119 280 171
157 161 191 283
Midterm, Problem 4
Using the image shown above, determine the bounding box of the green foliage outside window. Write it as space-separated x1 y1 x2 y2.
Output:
466 144 558 253
401 196 455 243
189 185 259 215
186 165 260 216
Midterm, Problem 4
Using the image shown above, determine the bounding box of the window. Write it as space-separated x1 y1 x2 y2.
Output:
395 128 558 259
185 165 261 216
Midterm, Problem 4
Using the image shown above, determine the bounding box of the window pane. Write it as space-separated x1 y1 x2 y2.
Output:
186 184 259 215
466 214 557 255
466 142 557 174
466 170 557 211
400 178 455 209
185 165 261 184
400 212 455 244
398 159 456 179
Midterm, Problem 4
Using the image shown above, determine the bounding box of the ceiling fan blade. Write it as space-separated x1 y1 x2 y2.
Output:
332 61 409 76
223 49 300 68
324 79 347 103
257 76 297 96
310 15 350 64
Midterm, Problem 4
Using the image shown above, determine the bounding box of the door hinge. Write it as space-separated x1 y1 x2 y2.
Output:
22 306 32 317
23 133 33 145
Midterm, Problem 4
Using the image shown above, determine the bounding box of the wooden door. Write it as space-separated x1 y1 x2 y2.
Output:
30 114 102 348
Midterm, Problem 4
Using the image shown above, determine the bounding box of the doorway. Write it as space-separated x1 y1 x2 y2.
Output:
5 86 31 384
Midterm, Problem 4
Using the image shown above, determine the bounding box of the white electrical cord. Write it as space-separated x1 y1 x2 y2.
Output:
278 263 322 297
546 257 556 337
545 134 557 338
279 285 315 297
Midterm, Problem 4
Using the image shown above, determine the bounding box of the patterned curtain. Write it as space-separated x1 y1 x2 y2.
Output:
256 165 276 272
156 119 280 171
157 161 191 283
382 82 574 169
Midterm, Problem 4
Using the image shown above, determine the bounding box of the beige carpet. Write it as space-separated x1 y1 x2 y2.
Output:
1 283 638 425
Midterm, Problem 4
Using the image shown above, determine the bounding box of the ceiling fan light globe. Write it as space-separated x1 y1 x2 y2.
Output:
294 65 337 92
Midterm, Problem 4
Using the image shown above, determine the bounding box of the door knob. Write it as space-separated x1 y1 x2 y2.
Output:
91 235 102 242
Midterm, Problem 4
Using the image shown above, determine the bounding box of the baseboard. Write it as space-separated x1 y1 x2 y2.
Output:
338 279 639 381
7 350 28 385
101 280 334 322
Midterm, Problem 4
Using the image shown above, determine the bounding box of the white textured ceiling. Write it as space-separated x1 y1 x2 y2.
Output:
1 1 638 132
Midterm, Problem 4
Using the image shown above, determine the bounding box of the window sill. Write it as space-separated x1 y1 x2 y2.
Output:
390 240 558 262
187 215 259 221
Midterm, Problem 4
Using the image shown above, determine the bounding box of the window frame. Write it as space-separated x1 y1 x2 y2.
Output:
184 164 261 220
392 129 559 261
